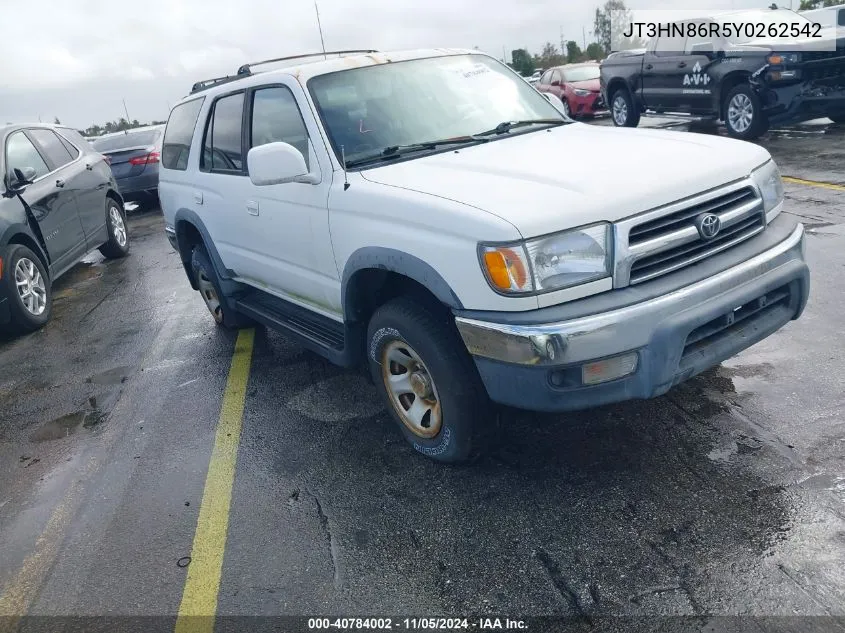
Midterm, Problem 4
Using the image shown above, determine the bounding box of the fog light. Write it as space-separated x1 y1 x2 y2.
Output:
581 353 638 385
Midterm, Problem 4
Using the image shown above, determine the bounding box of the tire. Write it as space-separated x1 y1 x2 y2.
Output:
723 84 769 140
367 296 491 463
828 113 845 124
2 244 52 334
98 197 130 259
562 98 572 119
190 245 250 329
610 87 640 128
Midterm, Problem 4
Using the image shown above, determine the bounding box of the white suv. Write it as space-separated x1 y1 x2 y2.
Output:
159 48 809 463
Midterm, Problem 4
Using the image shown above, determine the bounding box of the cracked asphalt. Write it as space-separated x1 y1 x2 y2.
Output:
0 118 844 632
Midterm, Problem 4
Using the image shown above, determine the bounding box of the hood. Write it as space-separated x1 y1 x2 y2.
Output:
568 78 600 92
360 123 771 238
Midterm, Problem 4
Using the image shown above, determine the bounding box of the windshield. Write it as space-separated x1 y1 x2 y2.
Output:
564 66 600 82
92 129 161 152
308 54 562 164
719 10 812 44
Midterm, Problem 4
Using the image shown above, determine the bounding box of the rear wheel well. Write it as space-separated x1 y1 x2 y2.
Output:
345 269 453 360
175 220 205 288
7 234 49 277
719 72 752 119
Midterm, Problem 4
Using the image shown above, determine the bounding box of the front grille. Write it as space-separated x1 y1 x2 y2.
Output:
628 186 764 284
679 284 793 370
802 47 845 81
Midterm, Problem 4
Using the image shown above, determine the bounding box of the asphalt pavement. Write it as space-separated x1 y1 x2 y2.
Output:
0 118 844 633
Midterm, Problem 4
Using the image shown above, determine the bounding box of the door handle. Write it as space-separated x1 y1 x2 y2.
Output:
55 178 65 188
247 201 259 216
193 191 203 205
645 63 654 70
678 62 687 68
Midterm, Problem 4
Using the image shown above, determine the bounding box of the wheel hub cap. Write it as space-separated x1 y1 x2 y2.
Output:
381 340 442 439
728 94 753 133
613 97 627 125
110 206 127 247
15 257 47 316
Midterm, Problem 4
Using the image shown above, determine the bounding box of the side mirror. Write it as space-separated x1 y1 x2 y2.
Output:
550 80 561 87
3 167 35 198
247 142 309 186
543 92 569 117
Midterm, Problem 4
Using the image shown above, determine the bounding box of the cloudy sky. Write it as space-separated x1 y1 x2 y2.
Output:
1 0 779 129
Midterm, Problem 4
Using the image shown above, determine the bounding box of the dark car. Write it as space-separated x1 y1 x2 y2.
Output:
1 124 130 334
600 8 845 139
536 62 605 118
91 126 163 204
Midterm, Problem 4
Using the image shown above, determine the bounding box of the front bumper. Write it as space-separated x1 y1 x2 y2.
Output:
454 222 808 412
571 92 605 115
762 78 845 124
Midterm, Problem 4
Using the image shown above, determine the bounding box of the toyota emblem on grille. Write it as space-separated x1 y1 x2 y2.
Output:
696 213 721 240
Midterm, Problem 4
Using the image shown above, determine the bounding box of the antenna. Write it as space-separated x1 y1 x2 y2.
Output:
341 145 350 190
315 1 327 60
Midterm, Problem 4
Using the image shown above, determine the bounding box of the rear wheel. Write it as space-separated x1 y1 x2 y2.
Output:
724 85 769 140
190 245 251 329
2 244 52 334
610 88 640 128
98 198 130 259
367 296 491 463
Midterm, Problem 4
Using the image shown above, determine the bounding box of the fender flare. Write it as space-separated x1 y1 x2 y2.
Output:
173 208 236 281
341 247 464 318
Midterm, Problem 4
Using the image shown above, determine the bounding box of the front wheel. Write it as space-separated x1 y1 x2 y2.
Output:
562 98 572 119
610 88 640 128
367 296 491 463
724 85 768 140
2 244 52 334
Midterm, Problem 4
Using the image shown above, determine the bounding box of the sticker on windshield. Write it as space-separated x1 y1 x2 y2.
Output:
448 62 491 79
682 61 711 94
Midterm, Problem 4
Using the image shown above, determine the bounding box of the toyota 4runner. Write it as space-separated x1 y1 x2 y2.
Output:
159 48 810 463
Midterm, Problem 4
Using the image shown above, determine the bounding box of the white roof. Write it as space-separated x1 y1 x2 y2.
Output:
183 48 479 103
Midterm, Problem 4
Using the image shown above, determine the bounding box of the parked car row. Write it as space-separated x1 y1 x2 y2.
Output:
599 7 845 139
90 126 164 205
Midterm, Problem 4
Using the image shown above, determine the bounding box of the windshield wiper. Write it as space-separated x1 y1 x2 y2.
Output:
474 118 567 136
345 136 488 168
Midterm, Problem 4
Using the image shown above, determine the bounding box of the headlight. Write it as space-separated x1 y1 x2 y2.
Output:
480 223 612 295
768 52 800 64
573 88 591 96
751 160 784 223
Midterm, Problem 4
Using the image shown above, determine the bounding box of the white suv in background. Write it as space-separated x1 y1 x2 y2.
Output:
159 48 809 463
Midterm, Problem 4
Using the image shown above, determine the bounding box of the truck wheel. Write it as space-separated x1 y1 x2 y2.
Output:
2 244 52 334
724 85 769 140
190 245 250 329
610 88 640 128
367 296 490 463
98 198 130 259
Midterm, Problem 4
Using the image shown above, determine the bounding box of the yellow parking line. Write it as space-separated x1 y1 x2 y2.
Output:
174 328 255 633
783 176 845 192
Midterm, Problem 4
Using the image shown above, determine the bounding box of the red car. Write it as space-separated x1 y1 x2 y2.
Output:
536 63 604 118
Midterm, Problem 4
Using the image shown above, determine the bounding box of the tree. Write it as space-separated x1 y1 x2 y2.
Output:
594 0 632 55
799 0 840 8
511 48 535 76
566 41 583 63
53 116 61 125
585 42 605 61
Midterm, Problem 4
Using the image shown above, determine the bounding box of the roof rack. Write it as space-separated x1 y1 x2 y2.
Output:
189 50 379 95
236 50 379 75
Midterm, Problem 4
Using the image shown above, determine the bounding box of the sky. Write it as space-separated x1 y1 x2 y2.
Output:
0 0 780 129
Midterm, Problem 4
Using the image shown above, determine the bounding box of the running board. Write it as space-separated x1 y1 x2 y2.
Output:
642 111 719 121
235 289 358 366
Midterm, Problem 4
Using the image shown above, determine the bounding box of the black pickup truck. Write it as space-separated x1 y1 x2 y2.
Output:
600 8 845 139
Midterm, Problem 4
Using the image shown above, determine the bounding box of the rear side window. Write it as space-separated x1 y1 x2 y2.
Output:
250 87 310 169
29 129 74 169
5 132 50 180
162 98 204 170
201 92 245 173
